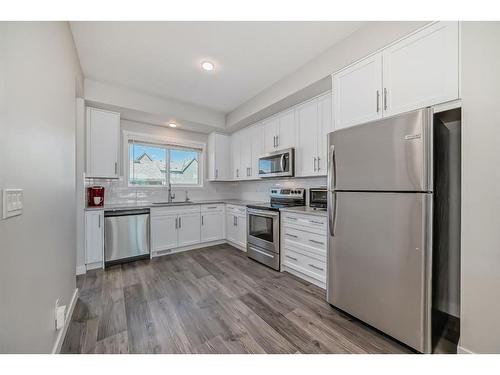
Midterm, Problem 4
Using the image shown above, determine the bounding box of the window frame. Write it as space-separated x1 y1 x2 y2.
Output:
123 130 205 188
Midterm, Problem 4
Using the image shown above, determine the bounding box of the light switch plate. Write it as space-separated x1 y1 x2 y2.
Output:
2 189 23 219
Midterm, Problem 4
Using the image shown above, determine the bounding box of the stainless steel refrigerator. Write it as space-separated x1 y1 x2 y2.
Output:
327 108 434 353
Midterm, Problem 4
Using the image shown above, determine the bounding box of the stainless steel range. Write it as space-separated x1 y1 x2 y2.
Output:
246 188 305 270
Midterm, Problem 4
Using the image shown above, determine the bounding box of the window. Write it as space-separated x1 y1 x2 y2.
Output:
128 139 202 187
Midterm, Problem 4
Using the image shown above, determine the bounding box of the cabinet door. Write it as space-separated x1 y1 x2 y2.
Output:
296 98 319 177
151 214 178 252
235 214 247 249
277 109 296 150
264 116 279 153
178 213 201 247
201 211 224 242
250 123 264 179
215 133 230 180
239 127 252 179
86 107 120 178
85 211 103 265
317 92 333 175
226 212 236 243
231 132 241 180
207 132 216 181
382 22 459 117
333 53 383 130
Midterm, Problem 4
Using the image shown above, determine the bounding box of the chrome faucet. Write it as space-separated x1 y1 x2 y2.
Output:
167 181 175 203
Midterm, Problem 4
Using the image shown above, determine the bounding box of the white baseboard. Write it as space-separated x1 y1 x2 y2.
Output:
51 287 79 354
225 240 246 252
76 265 86 275
457 345 475 354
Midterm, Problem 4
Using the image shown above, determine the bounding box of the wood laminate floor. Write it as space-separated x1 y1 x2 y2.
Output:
61 244 412 354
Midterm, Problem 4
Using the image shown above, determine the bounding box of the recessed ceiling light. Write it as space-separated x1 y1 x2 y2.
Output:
168 122 177 128
201 61 214 71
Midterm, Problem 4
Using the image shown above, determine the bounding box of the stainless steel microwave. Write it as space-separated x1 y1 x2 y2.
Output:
309 187 327 209
258 148 294 178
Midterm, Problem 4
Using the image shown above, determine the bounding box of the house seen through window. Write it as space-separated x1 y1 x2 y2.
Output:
128 140 201 186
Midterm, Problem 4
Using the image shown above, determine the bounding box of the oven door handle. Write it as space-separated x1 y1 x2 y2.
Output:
248 210 279 219
248 246 275 258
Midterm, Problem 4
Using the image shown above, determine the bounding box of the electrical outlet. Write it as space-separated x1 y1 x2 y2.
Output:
55 299 66 330
2 189 23 219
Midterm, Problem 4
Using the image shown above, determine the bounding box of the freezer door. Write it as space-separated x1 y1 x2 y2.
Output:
327 192 432 352
104 213 150 262
328 108 432 191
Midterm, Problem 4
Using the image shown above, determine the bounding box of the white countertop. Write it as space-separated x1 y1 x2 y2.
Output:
279 206 328 217
85 199 266 211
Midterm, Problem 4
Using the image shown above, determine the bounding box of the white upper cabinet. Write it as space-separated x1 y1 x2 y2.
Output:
86 107 120 178
317 92 333 174
296 98 319 177
333 22 460 130
207 133 231 181
277 109 296 150
296 92 333 177
240 127 253 179
250 123 264 179
264 116 280 153
230 131 242 180
382 21 459 117
333 53 383 131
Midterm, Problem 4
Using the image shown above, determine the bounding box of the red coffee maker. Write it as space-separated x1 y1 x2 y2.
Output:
87 186 105 207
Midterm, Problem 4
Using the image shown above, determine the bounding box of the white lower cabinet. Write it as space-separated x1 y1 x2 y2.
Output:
151 205 201 254
201 204 225 242
226 204 247 250
281 212 328 289
85 210 104 269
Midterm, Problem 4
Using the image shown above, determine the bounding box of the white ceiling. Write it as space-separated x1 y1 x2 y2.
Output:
70 22 363 113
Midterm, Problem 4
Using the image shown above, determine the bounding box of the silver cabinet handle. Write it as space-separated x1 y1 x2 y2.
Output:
313 157 317 172
236 169 239 178
207 206 217 209
175 217 178 229
285 255 298 261
273 135 276 148
310 220 323 225
215 169 218 179
235 216 238 226
309 239 324 245
201 215 204 226
179 217 181 228
233 216 236 226
384 88 388 111
376 90 380 113
114 162 117 175
309 264 324 271
286 233 298 238
317 157 320 171
276 135 279 148
98 214 101 228
287 216 297 221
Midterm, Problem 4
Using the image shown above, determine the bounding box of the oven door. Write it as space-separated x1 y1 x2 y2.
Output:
258 148 294 178
247 209 280 253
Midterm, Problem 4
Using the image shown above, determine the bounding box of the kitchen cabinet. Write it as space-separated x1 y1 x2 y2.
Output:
201 204 225 242
239 127 253 179
382 21 459 117
177 212 201 247
231 124 263 181
86 107 120 178
296 92 333 177
226 204 247 250
85 210 104 269
230 131 242 180
207 132 231 181
250 123 264 178
151 205 200 254
263 109 296 153
333 21 459 130
281 211 327 289
333 53 383 131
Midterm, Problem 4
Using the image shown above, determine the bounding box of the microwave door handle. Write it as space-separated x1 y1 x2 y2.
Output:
280 154 286 172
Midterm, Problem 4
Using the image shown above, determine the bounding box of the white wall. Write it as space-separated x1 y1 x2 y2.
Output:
226 21 430 129
459 21 500 354
0 22 83 353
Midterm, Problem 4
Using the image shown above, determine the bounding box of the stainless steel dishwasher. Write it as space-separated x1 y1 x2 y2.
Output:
104 209 150 266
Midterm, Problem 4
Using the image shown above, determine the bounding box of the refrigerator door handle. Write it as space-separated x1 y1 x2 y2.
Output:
327 145 336 191
328 191 337 236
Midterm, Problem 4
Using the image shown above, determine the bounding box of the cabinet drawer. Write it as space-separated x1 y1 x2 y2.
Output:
151 205 201 217
282 212 327 234
283 226 327 254
282 247 326 283
201 203 225 213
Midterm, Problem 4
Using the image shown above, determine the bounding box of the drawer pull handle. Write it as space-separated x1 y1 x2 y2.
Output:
286 233 298 238
309 239 324 245
309 264 324 271
310 220 323 225
286 255 298 261
287 217 298 221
